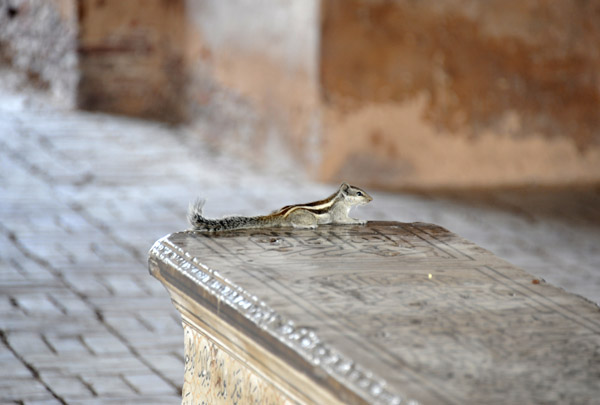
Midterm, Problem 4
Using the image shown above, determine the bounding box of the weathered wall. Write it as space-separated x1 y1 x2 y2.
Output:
3 0 598 188
185 0 322 169
77 0 189 123
0 0 77 106
183 0 600 188
319 0 600 188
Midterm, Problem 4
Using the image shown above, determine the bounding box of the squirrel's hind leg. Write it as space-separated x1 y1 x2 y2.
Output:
287 210 319 229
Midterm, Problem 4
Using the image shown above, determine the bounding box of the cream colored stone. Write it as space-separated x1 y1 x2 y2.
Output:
182 324 294 405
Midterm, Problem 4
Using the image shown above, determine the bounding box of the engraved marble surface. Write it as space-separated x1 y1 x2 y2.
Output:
149 221 600 405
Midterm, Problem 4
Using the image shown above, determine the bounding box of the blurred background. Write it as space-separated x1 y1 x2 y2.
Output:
4 0 600 186
1 0 599 403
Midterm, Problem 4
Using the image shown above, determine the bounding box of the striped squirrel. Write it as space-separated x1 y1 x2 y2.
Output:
188 183 372 231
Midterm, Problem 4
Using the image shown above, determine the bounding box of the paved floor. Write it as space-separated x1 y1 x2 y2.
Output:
1 89 599 404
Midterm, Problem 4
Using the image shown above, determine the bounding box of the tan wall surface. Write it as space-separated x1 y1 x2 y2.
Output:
184 0 322 170
77 0 189 123
319 0 600 188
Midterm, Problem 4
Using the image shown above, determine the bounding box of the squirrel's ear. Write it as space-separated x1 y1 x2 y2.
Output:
340 182 350 194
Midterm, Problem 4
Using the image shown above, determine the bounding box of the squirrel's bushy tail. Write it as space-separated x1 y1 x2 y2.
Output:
187 199 208 229
187 199 269 231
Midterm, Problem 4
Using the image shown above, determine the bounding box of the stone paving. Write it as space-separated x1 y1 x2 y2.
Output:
1 89 599 404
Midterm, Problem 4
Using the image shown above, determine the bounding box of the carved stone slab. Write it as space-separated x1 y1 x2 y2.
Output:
148 221 600 404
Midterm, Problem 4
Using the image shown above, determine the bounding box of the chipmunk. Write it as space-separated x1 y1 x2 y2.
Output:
188 183 372 232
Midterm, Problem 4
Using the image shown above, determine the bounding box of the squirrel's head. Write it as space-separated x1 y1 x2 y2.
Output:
339 182 373 205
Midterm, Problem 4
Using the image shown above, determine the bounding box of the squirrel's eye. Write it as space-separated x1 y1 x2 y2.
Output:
356 191 363 196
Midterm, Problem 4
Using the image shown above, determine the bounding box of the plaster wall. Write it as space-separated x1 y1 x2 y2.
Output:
319 0 600 188
77 0 189 123
185 0 322 169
